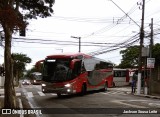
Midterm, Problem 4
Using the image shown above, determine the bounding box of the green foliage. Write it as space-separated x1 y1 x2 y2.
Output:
152 43 160 65
0 0 55 30
19 0 55 19
25 67 37 78
118 44 160 68
12 53 31 78
118 46 139 68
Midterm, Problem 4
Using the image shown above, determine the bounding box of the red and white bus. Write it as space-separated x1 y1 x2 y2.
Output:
41 53 113 97
113 68 131 87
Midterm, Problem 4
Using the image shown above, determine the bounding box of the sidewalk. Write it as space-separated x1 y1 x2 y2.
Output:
134 93 160 99
109 86 160 99
0 87 36 117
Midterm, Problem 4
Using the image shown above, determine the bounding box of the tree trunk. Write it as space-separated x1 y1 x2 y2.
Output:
3 23 16 108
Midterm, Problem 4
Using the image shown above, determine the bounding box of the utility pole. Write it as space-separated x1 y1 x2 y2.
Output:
137 0 145 95
148 18 153 95
71 36 81 52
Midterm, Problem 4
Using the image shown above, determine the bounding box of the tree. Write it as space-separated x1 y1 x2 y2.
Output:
12 53 31 84
118 44 160 68
152 43 160 66
25 67 37 78
0 0 55 108
118 46 139 68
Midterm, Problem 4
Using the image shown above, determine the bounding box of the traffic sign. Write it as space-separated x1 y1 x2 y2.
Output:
147 58 155 68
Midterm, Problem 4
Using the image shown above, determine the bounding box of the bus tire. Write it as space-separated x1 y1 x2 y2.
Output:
113 82 115 87
102 82 108 92
80 84 87 96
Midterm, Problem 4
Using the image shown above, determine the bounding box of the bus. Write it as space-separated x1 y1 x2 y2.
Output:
30 72 42 85
113 68 130 87
41 53 113 97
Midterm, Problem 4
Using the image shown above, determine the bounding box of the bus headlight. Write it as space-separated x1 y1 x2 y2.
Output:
34 80 36 83
42 84 46 87
67 89 71 92
64 83 71 87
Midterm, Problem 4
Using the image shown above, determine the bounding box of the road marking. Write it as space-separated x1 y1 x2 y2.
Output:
38 91 45 96
51 93 57 96
112 100 146 108
27 92 34 98
130 100 147 102
148 103 160 107
101 91 127 95
16 93 21 96
18 98 24 117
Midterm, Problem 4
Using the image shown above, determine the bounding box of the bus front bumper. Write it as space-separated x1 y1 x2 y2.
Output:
42 85 76 94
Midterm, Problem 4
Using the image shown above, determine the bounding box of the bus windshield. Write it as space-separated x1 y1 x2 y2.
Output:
36 75 42 80
42 59 72 82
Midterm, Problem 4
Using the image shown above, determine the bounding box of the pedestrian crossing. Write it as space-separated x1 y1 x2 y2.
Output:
101 91 129 95
12 90 130 98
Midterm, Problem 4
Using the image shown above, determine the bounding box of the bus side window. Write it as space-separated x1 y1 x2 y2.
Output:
88 71 92 78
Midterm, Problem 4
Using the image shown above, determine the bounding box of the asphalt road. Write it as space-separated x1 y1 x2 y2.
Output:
17 84 160 117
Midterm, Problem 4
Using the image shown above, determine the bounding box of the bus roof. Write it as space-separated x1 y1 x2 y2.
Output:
113 68 127 71
46 53 92 59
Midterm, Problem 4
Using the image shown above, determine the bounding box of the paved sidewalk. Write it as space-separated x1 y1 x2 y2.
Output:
134 93 160 99
109 86 160 99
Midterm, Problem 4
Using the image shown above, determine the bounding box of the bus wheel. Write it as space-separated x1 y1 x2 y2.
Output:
80 84 86 96
103 82 108 92
57 93 62 98
113 82 115 87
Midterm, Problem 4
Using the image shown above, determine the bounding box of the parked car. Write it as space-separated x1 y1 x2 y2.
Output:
22 80 30 85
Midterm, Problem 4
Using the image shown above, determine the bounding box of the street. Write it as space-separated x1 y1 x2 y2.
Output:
11 84 160 117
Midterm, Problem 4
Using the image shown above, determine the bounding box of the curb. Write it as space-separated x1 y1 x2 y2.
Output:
134 94 160 99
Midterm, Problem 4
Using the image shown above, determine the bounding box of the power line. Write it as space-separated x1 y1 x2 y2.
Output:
89 33 140 55
13 37 119 47
82 1 141 38
109 0 140 27
90 38 139 56
13 37 117 45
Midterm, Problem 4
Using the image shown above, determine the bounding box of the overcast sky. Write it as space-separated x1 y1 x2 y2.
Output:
1 0 160 69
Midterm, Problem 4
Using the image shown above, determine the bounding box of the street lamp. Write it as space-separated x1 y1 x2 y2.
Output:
71 36 81 52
